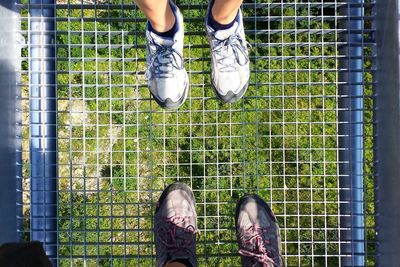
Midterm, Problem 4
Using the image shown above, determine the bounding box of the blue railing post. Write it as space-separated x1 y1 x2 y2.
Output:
338 0 365 266
29 0 57 262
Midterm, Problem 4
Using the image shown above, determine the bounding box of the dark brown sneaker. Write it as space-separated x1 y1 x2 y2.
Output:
235 195 284 267
154 182 198 267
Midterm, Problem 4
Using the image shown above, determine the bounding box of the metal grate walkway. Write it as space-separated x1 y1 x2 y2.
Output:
16 0 376 266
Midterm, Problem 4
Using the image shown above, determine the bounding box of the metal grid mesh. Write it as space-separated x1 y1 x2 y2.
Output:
17 0 376 266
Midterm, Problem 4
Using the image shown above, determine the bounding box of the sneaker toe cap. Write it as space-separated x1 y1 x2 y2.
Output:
213 74 249 103
149 76 188 109
151 78 184 101
212 68 250 103
215 74 242 95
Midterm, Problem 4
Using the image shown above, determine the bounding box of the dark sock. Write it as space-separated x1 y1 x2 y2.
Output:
149 18 177 38
169 258 192 267
207 0 240 31
148 2 178 38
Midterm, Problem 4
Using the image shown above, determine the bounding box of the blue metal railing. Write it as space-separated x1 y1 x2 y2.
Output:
22 0 370 265
338 0 365 266
29 0 58 262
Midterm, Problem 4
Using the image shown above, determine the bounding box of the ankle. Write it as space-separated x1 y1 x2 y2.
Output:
165 258 192 267
208 8 239 31
148 1 176 33
210 0 240 25
165 262 188 267
211 11 237 25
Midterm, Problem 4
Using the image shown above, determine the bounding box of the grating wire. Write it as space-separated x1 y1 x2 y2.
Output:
16 0 377 266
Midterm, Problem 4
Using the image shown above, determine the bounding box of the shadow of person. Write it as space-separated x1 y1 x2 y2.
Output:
0 241 52 267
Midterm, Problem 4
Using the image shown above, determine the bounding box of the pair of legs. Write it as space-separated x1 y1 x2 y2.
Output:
136 0 243 33
136 0 251 109
155 183 284 267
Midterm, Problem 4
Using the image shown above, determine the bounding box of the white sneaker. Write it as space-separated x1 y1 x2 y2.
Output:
205 7 250 103
145 1 188 109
